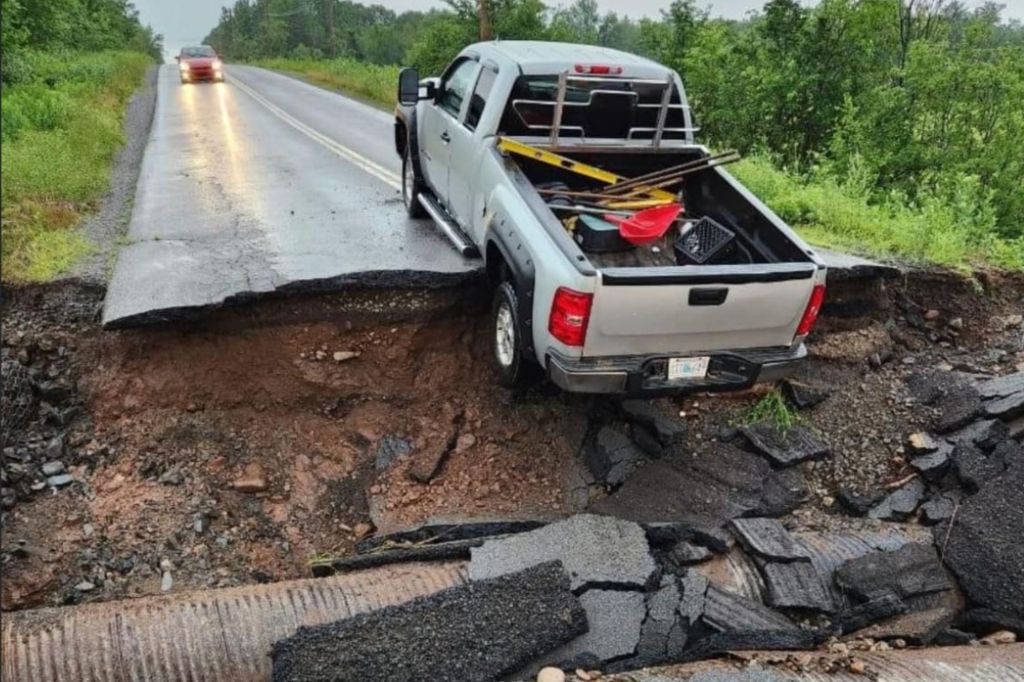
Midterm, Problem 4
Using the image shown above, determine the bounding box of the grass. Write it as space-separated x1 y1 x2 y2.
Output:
1 50 151 283
254 57 398 109
732 156 1024 271
746 388 799 433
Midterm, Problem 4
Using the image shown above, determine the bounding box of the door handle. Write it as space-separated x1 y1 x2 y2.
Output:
440 131 451 143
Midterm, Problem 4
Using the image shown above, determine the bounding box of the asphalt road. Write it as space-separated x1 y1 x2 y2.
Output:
102 65 478 327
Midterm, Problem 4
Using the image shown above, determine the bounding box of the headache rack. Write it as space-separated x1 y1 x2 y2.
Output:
510 71 700 148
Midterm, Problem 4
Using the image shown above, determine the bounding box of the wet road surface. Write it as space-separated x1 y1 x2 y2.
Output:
103 65 478 327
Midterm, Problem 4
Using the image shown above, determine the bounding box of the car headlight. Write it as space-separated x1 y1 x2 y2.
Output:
179 62 189 72
212 60 223 71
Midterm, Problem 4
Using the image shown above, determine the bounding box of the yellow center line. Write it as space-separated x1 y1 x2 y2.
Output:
228 74 401 190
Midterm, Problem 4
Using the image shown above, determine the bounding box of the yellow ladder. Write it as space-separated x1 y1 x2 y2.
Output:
496 137 676 203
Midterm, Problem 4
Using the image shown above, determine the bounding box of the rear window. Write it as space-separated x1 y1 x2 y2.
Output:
182 47 216 58
499 75 688 140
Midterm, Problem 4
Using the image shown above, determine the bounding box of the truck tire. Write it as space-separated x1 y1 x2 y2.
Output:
491 281 537 388
402 148 427 218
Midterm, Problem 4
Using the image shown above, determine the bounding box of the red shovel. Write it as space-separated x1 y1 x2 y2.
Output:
605 203 682 246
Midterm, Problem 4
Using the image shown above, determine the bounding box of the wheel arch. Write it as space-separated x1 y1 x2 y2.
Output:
486 218 537 360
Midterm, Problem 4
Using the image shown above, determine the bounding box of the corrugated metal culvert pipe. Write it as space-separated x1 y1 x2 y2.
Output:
1 562 467 682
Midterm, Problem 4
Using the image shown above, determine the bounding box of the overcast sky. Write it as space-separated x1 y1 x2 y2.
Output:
137 0 1024 59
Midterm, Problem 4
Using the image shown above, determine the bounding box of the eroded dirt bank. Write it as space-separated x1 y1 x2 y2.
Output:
2 270 1022 611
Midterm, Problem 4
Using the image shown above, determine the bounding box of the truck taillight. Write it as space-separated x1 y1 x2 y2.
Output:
574 64 622 75
549 287 593 347
795 284 826 337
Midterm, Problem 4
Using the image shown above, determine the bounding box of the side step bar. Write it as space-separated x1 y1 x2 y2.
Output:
417 193 481 258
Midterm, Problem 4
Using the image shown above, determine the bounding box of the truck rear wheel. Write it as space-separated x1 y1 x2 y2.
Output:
491 281 537 388
402 148 427 218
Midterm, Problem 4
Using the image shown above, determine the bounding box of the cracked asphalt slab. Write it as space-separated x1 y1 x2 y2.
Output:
103 64 479 327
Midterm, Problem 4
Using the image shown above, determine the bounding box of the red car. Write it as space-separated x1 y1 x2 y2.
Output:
177 46 224 84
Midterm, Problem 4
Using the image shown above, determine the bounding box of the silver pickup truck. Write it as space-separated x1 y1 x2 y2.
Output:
394 41 827 395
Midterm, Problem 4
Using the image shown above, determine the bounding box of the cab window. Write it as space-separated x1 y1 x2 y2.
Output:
438 59 477 119
465 67 497 131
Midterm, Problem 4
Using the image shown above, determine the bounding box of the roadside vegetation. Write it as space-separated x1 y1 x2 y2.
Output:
207 0 1024 270
0 1 161 283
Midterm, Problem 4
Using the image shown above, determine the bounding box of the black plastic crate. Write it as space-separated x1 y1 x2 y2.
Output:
673 217 735 265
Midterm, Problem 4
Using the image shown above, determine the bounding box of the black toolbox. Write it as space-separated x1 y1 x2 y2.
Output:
574 214 633 253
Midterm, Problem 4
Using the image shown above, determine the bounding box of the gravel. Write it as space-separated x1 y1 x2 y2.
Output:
68 65 159 284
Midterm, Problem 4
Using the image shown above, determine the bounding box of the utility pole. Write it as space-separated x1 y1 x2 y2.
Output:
478 0 492 40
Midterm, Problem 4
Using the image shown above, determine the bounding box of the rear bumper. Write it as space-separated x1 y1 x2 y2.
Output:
546 343 806 396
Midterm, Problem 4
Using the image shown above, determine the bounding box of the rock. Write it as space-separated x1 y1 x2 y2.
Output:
738 423 829 467
158 466 184 486
761 560 834 613
373 435 413 471
407 418 460 484
834 543 954 603
933 628 975 646
867 478 925 521
44 436 64 460
851 590 962 644
537 668 565 682
231 463 267 493
948 317 963 330
837 487 885 517
353 522 374 540
469 514 656 591
938 466 1024 620
161 571 173 592
909 443 952 481
730 518 811 563
47 474 74 488
620 400 686 447
271 562 587 682
82 523 94 538
980 630 1016 645
193 513 210 534
665 540 712 566
583 426 646 487
952 443 1002 493
779 379 829 410
920 494 959 526
924 309 940 321
74 581 96 592
332 351 360 363
41 460 65 476
956 608 1024 637
907 432 940 454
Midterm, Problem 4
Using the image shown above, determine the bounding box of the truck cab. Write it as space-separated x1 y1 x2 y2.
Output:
394 41 826 396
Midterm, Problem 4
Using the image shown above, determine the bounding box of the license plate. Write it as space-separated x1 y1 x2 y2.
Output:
667 356 710 380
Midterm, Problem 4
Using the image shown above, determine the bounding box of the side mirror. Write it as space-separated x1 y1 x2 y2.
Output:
398 67 420 106
175 55 181 62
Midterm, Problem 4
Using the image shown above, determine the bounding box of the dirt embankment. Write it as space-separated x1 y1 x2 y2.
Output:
2 269 1022 611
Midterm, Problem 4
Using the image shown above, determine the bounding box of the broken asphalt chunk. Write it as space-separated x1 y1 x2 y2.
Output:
867 478 925 521
952 443 1002 493
738 423 829 467
271 562 587 682
468 514 656 591
919 493 959 526
909 442 952 481
780 379 829 410
985 389 1024 420
730 518 811 563
945 418 1009 452
837 487 884 517
834 595 908 635
541 589 646 665
834 543 953 603
977 371 1024 400
851 589 962 645
937 465 1024 621
760 561 834 613
631 575 689 667
620 400 686 447
702 584 799 634
907 432 940 454
934 385 984 433
583 426 646 487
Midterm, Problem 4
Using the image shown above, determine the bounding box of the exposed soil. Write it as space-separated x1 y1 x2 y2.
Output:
2 269 1022 612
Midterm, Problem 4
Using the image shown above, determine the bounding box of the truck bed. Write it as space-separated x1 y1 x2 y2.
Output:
504 144 814 271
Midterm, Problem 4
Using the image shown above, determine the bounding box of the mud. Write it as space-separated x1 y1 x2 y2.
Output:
2 268 1023 612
